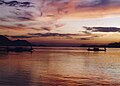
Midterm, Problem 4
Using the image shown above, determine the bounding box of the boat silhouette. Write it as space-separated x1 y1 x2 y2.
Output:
87 47 106 51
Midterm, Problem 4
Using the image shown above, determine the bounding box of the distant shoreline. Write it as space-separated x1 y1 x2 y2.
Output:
1 35 120 48
1 46 119 48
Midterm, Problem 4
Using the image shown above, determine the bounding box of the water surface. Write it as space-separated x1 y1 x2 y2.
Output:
0 47 120 86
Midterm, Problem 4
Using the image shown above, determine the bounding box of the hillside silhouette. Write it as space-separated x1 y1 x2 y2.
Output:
0 35 11 46
108 42 120 48
0 35 32 46
12 39 32 46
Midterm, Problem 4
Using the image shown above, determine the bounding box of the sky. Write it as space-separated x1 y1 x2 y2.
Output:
0 0 120 45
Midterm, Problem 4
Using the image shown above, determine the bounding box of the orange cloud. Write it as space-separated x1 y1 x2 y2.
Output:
44 0 120 18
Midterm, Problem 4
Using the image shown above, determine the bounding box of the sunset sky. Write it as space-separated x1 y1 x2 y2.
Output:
0 0 120 45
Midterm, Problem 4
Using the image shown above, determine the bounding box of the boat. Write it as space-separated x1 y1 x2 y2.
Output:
87 47 106 51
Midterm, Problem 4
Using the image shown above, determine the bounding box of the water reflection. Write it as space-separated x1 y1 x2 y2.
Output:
0 48 120 86
0 59 32 86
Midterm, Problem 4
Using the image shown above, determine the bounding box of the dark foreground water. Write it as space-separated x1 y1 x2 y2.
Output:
0 47 120 86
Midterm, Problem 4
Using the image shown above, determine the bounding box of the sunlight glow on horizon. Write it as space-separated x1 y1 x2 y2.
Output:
0 0 120 44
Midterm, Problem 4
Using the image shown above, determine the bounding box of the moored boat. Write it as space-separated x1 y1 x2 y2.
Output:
87 47 106 51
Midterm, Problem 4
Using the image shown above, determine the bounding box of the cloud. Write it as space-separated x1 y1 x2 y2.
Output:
79 35 102 40
83 26 120 32
0 0 36 24
0 0 34 7
9 10 35 21
49 0 107 9
7 32 104 40
42 0 71 15
41 27 51 31
7 32 79 39
0 10 36 23
9 35 32 38
1 0 120 23
70 0 120 9
28 32 79 38
1 0 120 38
0 25 38 31
0 17 10 22
0 25 19 30
82 31 92 35
45 0 120 18
27 32 100 40
80 37 92 40
15 16 33 21
1 0 120 18
76 0 109 8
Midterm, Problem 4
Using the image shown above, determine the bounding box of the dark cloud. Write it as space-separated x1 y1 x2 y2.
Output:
0 24 52 31
41 27 51 31
7 32 77 39
28 32 101 40
0 25 39 31
9 35 32 38
28 32 78 37
82 31 92 35
80 37 92 40
0 10 35 22
83 26 120 32
9 11 35 21
16 16 33 21
0 25 31 31
100 0 109 5
79 35 100 40
0 0 34 7
75 0 120 9
83 26 93 30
